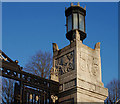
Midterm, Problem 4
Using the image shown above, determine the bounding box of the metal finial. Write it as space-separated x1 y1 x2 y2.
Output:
15 60 19 63
84 6 86 10
71 2 73 6
77 2 80 6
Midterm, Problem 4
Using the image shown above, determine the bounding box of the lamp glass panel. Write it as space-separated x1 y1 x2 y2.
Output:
73 13 78 29
79 14 84 32
68 14 72 32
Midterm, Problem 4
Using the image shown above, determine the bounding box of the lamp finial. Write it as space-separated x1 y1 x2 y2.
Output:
77 2 80 6
71 2 73 6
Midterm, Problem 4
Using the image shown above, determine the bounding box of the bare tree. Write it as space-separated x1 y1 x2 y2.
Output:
24 50 52 78
2 78 15 103
106 79 120 104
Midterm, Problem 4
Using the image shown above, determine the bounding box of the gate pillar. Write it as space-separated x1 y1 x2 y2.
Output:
50 3 108 103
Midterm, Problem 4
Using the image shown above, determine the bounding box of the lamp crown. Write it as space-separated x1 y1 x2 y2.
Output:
77 2 80 6
65 3 87 42
71 2 73 6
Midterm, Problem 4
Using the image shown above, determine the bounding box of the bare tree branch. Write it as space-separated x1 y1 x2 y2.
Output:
2 77 15 103
106 79 120 104
24 50 52 79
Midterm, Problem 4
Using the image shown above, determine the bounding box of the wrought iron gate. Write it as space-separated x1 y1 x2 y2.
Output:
0 50 59 104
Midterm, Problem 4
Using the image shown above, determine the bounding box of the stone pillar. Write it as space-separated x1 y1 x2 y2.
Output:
76 33 108 102
50 30 108 103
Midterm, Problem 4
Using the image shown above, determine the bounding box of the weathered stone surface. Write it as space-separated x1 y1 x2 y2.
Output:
50 30 108 103
55 51 74 75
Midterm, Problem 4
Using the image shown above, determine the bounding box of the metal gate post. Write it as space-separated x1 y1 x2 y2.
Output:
14 82 21 104
19 82 22 104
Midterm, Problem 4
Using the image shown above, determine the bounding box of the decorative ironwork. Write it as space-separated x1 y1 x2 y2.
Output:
0 50 59 104
51 95 58 103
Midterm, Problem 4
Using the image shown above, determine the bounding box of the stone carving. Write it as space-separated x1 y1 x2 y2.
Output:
52 43 59 52
55 51 74 75
94 42 100 49
50 67 59 76
92 58 99 76
59 85 63 91
80 52 87 71
50 67 54 75
87 56 92 73
80 51 99 76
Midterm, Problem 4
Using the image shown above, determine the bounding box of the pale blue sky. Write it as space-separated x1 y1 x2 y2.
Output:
2 2 118 86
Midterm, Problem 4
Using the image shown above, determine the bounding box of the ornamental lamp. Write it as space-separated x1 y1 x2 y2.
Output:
65 2 86 42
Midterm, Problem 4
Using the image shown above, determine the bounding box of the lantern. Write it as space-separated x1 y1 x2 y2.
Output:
65 2 86 42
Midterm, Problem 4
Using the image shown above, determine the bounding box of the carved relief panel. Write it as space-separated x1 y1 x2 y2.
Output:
55 51 74 75
80 52 87 71
79 51 99 76
92 57 99 76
